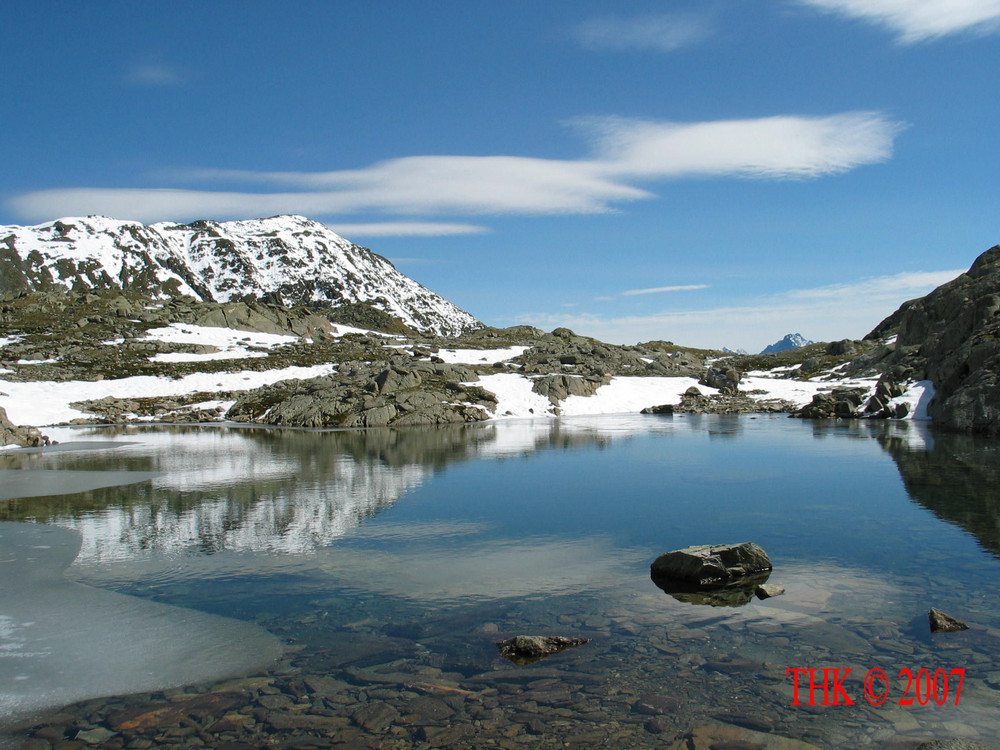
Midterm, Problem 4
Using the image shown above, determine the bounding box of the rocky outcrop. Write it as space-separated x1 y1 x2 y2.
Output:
531 373 609 406
512 328 704 379
859 245 1000 434
0 406 47 447
793 387 870 419
643 386 796 416
227 360 497 428
700 366 741 394
673 387 796 415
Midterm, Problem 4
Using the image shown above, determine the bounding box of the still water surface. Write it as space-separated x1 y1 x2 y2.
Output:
2 415 1000 747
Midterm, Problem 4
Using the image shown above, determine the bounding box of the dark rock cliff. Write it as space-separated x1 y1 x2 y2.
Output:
862 245 1000 434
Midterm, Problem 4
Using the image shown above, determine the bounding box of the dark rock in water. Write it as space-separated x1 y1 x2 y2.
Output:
651 542 771 585
641 403 674 415
496 635 591 665
651 543 772 607
928 607 969 633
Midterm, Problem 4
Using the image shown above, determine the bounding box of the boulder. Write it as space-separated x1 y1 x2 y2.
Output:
650 542 772 586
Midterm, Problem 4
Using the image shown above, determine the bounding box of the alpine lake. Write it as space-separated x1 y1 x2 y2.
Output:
2 414 1000 749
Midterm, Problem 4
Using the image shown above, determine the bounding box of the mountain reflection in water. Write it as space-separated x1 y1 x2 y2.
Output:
878 425 1000 559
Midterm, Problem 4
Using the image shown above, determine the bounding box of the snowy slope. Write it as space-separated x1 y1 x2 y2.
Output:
0 215 480 336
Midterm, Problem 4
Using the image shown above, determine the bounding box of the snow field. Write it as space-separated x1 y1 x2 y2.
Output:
0 365 335 426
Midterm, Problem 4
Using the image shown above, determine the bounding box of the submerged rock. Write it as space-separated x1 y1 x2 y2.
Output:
928 607 969 633
496 635 591 665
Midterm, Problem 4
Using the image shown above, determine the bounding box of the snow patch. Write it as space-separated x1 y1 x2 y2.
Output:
561 377 709 416
889 380 935 420
435 346 528 365
476 374 555 417
0 364 335 426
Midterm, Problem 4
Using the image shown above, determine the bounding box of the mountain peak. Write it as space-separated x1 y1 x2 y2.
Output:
760 333 813 355
1 215 480 336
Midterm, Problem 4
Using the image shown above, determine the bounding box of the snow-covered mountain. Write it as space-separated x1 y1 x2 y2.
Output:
0 215 481 336
760 333 813 354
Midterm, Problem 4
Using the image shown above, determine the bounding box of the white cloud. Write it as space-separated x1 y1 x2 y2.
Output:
514 268 964 351
581 112 904 179
8 112 903 223
798 0 1000 42
126 63 183 86
326 222 489 238
622 284 709 296
571 12 712 52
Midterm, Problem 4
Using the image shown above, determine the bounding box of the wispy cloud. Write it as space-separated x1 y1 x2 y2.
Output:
783 269 963 300
622 284 709 296
515 268 963 351
579 112 904 179
571 12 713 52
326 222 489 238
126 63 183 87
797 0 1000 42
8 111 904 223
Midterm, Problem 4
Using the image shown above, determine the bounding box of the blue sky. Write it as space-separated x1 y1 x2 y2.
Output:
3 1 999 351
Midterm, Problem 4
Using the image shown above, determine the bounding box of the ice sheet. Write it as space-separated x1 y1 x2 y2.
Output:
0 523 283 729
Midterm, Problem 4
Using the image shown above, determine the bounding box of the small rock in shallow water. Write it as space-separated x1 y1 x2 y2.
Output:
756 584 785 599
929 608 969 633
496 635 591 665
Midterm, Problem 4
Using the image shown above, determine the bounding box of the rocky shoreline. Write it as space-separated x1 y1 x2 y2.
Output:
5 243 1000 444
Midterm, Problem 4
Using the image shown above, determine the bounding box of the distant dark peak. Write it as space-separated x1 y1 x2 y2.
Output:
760 333 813 355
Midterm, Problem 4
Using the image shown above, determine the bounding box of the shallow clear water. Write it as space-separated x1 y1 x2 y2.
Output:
2 415 1000 747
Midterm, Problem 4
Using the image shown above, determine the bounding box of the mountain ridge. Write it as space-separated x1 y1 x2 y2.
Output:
0 214 480 337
